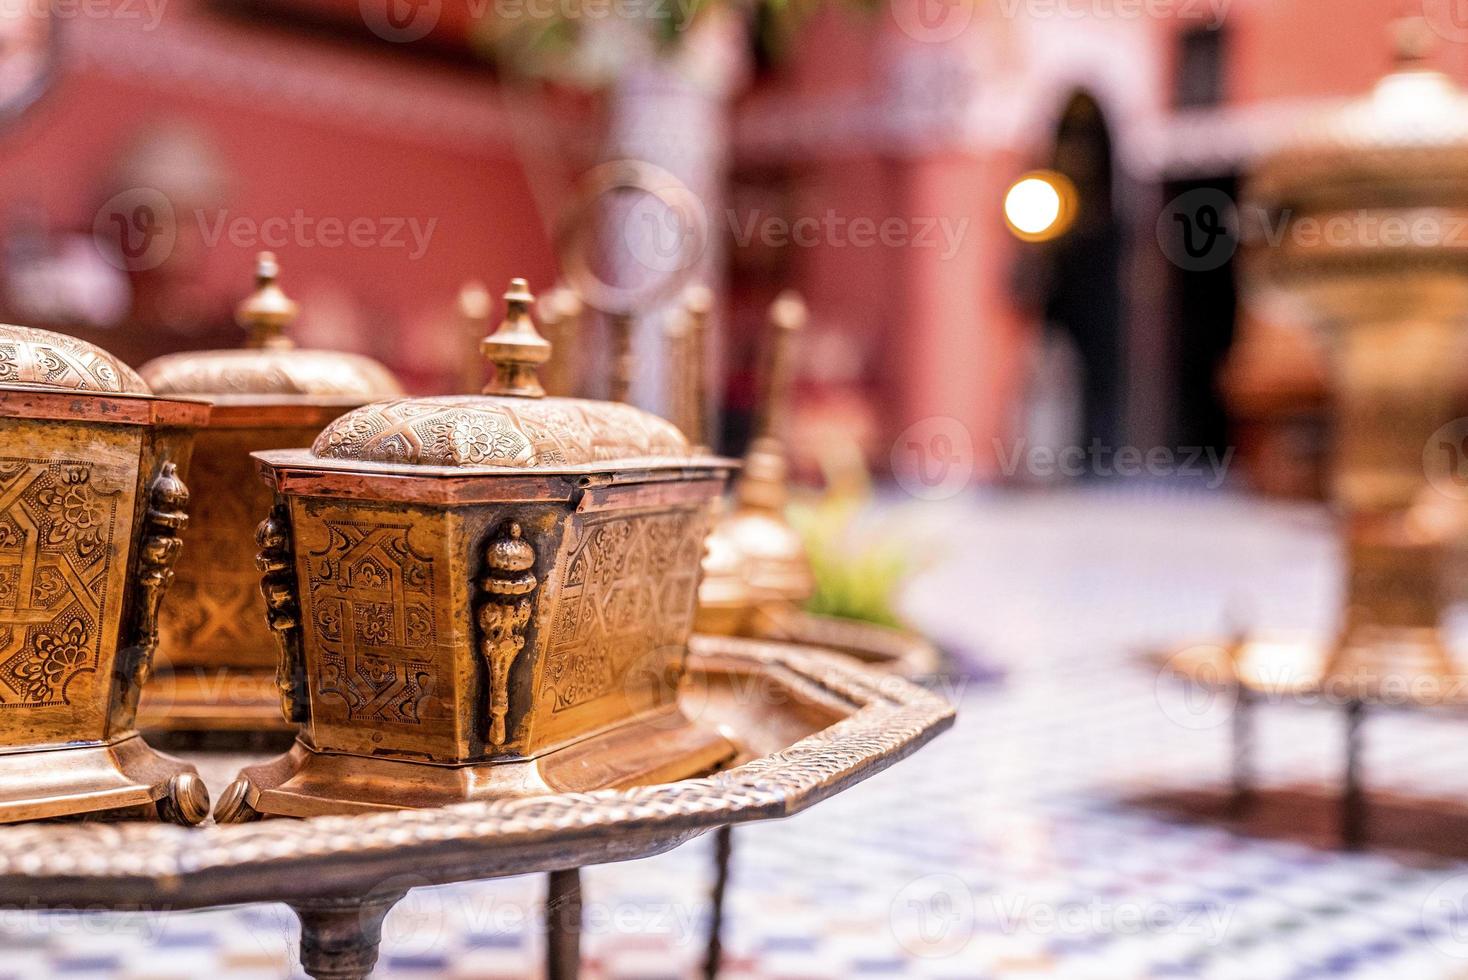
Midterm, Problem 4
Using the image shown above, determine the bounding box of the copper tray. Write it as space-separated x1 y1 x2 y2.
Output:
0 635 952 976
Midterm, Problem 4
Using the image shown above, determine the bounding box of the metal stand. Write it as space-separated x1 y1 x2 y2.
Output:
546 868 583 980
289 891 405 980
703 825 734 980
1230 685 1256 817
1342 699 1367 850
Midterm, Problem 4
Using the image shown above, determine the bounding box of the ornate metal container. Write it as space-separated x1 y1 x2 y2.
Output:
1244 18 1468 682
0 325 210 824
136 254 403 732
217 280 734 820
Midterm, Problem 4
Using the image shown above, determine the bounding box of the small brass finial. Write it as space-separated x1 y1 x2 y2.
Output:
481 278 552 398
1390 15 1434 69
754 290 806 441
236 252 298 350
737 290 806 512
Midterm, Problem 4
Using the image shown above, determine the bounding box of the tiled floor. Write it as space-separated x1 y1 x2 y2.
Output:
13 488 1468 978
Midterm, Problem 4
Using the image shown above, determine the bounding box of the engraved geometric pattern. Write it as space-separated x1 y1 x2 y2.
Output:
311 395 689 469
307 521 438 726
541 510 708 713
0 458 120 706
0 323 149 394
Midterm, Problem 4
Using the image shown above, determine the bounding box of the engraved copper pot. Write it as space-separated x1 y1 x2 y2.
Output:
217 280 734 820
1244 19 1468 682
136 254 402 732
0 324 210 824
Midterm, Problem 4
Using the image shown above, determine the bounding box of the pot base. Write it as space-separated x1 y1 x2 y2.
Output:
0 734 209 825
216 708 737 822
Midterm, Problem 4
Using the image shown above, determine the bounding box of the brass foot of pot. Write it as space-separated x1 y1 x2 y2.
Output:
290 891 406 980
213 776 264 824
155 772 210 826
0 734 206 824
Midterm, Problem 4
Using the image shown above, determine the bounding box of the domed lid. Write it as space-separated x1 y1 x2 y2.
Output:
1251 18 1468 212
0 323 151 394
138 253 403 401
310 279 693 469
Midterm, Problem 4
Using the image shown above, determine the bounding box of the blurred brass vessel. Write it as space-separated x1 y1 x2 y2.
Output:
137 254 402 732
1243 18 1468 687
217 279 734 821
0 325 209 823
688 291 941 677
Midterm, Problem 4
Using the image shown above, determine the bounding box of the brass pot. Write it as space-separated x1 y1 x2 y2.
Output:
137 253 403 732
1244 18 1468 681
218 280 734 820
0 325 209 824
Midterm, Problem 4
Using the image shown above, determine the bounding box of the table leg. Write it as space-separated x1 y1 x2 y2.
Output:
1341 699 1367 851
546 868 583 980
289 890 405 980
1230 685 1255 817
703 825 734 980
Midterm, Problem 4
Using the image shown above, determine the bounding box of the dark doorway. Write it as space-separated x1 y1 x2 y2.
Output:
1042 92 1126 452
1163 173 1239 456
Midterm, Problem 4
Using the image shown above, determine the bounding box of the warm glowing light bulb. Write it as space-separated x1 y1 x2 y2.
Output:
1003 171 1076 242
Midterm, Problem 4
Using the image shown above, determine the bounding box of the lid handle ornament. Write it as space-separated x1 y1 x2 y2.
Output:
737 290 806 512
481 278 552 399
236 252 299 350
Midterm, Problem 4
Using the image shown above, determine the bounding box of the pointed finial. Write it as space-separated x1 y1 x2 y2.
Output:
1390 15 1434 70
236 252 298 350
753 290 806 441
481 278 552 398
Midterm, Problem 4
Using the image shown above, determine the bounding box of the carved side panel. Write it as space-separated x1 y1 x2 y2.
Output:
159 428 310 671
0 423 139 745
530 507 709 752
